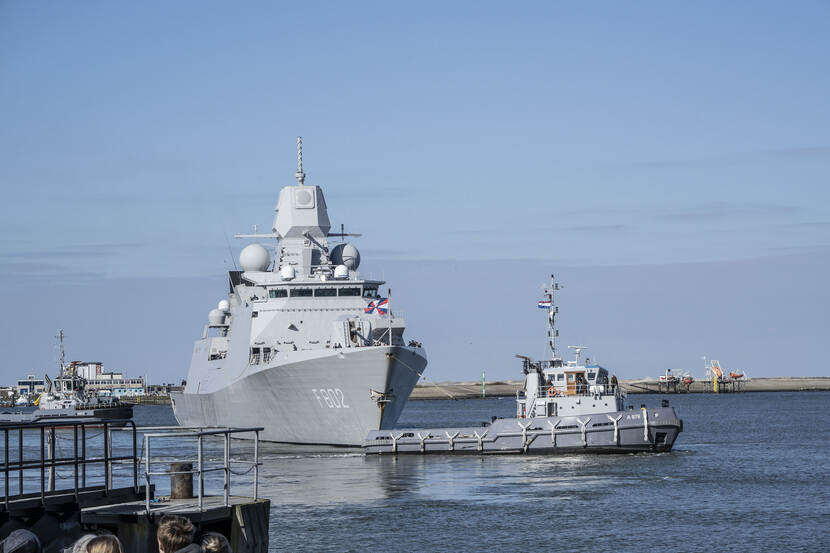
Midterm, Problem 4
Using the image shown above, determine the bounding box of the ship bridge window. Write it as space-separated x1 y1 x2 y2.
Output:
339 287 361 297
363 287 379 299
557 374 564 381
588 372 596 381
291 289 313 297
315 288 337 297
269 289 288 298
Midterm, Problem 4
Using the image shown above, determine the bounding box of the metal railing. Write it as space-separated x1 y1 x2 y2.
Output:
1 419 138 509
111 426 262 514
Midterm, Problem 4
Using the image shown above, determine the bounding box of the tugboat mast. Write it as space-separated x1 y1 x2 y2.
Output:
56 329 66 374
544 274 560 361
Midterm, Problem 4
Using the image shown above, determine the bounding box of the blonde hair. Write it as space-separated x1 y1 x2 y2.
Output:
200 532 232 553
86 535 123 553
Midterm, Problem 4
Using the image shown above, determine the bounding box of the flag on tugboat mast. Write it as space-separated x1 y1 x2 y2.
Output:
538 299 552 309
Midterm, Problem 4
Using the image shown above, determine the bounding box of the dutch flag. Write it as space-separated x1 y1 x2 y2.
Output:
538 299 552 309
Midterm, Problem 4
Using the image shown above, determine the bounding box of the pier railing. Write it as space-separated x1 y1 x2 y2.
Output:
1 419 138 510
111 426 263 514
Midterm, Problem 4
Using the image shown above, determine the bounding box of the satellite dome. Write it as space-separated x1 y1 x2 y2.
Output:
280 265 296 281
329 243 345 265
208 308 226 326
334 243 360 270
239 244 271 272
341 243 360 270
218 299 230 313
333 264 349 279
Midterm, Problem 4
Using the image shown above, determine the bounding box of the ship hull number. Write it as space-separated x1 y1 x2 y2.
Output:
312 388 350 409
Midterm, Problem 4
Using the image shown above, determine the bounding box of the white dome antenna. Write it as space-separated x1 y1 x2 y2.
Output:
295 136 306 186
239 244 271 272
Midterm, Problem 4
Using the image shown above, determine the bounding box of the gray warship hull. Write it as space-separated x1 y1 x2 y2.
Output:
172 345 426 446
364 407 682 454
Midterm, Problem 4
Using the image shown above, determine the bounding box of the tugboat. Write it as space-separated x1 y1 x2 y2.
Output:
364 275 683 455
0 330 132 424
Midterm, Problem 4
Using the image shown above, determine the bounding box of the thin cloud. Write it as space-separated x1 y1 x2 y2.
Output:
560 224 629 233
655 202 804 221
607 145 830 170
778 221 830 229
0 243 142 259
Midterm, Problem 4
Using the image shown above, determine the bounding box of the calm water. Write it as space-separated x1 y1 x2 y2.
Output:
87 393 830 551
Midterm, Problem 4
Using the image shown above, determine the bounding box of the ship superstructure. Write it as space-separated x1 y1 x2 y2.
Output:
171 138 427 445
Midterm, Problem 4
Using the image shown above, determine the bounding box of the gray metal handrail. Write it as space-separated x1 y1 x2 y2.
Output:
111 426 262 514
1 419 138 509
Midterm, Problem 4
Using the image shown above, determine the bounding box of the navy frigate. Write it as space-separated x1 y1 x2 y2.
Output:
365 275 682 454
170 138 427 445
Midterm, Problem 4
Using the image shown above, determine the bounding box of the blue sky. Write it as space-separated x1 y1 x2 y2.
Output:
1 1 829 382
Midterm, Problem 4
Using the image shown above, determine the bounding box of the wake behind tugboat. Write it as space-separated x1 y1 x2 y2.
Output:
365 275 683 454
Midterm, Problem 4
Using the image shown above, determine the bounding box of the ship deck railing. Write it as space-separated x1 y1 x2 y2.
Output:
110 425 263 514
519 385 623 400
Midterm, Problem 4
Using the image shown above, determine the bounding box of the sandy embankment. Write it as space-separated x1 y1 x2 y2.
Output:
409 377 830 399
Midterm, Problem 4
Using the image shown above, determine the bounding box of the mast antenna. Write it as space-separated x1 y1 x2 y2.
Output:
295 136 306 186
57 329 65 372
546 274 560 359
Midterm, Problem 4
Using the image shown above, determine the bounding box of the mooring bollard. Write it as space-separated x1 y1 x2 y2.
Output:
170 462 193 499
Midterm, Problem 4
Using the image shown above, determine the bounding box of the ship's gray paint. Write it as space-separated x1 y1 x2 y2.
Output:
173 346 425 445
173 138 427 445
364 407 682 454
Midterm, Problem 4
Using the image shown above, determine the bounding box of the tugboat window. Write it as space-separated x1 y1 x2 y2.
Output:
291 289 313 297
588 372 596 380
269 289 288 298
314 288 337 297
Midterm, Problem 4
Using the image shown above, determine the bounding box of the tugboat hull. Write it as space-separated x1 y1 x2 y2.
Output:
364 407 682 455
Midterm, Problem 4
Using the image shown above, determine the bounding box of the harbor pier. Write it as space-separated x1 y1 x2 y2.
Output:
0 419 269 553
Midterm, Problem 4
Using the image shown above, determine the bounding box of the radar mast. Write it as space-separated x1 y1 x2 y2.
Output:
295 136 306 186
544 274 560 360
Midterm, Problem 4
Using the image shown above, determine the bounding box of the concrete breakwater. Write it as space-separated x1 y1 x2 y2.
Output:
409 377 830 399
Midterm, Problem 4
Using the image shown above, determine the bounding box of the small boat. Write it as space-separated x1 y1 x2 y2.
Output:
0 330 132 424
365 276 683 455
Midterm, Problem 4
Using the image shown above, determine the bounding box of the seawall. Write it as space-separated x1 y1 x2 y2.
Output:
410 377 830 399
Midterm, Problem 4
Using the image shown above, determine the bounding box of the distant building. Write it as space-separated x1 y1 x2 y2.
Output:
69 361 104 380
17 375 45 396
145 382 185 395
86 375 145 398
68 361 145 398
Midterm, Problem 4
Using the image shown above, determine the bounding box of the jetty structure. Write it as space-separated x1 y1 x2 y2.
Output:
365 275 683 455
171 137 427 445
0 417 268 553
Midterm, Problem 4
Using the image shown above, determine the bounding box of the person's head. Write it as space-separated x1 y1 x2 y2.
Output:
1 530 41 553
157 515 196 553
69 534 96 553
85 536 122 553
199 532 231 553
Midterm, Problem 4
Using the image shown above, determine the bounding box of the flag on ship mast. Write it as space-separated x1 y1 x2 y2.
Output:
538 299 552 309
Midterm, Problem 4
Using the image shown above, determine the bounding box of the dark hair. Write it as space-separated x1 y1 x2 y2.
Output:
157 515 196 553
199 532 231 553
